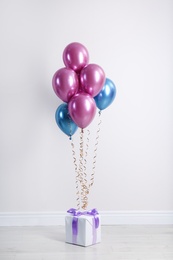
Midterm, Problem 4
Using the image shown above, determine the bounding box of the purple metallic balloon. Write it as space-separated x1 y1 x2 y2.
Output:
63 42 89 72
52 67 79 103
80 64 106 97
68 93 96 128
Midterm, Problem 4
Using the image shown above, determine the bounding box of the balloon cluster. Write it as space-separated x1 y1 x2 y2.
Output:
52 42 116 137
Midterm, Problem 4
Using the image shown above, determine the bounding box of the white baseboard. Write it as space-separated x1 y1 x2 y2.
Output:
0 211 173 226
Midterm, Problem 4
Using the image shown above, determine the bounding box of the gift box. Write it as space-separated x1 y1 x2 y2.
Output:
65 208 101 247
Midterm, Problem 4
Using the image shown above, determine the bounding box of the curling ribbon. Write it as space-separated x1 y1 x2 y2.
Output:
70 139 80 210
70 111 102 211
79 129 88 210
67 208 99 244
89 110 102 189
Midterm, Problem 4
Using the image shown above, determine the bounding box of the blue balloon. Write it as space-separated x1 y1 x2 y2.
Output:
55 103 78 137
94 78 116 110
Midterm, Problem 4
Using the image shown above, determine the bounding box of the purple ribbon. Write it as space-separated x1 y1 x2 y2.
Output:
67 208 99 244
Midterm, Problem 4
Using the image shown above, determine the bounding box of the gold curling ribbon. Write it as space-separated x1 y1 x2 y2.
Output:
81 129 90 210
79 128 88 210
89 110 102 188
70 138 80 210
69 111 102 210
68 113 81 210
83 129 90 184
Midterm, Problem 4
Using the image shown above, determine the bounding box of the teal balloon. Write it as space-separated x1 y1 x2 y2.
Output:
55 103 78 137
94 78 116 110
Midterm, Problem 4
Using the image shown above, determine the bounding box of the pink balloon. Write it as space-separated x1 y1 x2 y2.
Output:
52 68 79 103
63 42 89 72
68 93 96 128
80 63 106 97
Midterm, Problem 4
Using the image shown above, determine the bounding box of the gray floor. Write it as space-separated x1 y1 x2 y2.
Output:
0 225 173 260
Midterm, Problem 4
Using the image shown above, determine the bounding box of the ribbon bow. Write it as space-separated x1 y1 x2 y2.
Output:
67 208 99 228
67 208 98 215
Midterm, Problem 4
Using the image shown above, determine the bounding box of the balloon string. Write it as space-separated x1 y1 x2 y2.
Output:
83 129 90 180
70 137 81 210
89 110 102 189
79 128 84 183
70 111 102 210
81 129 90 210
79 128 88 210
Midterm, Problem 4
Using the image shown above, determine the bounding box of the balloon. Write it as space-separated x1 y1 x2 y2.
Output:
94 78 116 110
80 64 105 97
55 103 78 137
68 93 96 128
63 42 89 72
52 68 79 103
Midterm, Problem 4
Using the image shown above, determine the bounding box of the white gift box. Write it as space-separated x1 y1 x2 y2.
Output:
65 208 101 247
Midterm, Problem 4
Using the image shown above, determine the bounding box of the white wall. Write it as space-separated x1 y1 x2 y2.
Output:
0 0 173 213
